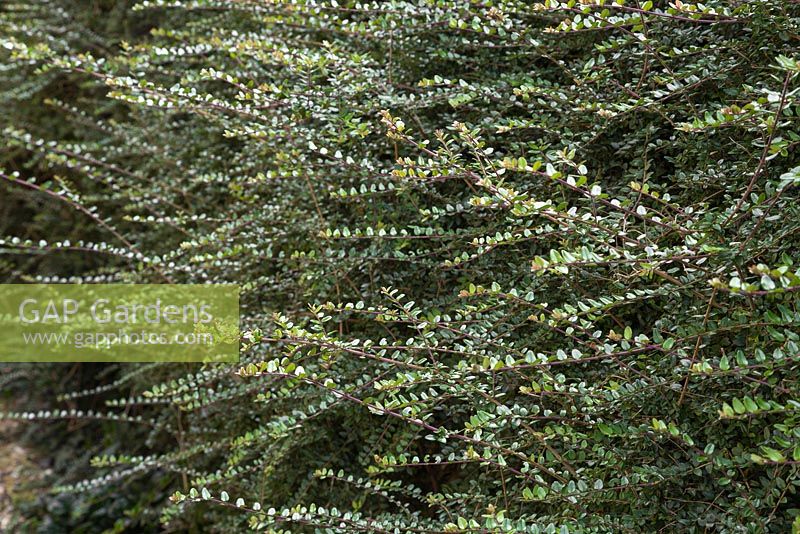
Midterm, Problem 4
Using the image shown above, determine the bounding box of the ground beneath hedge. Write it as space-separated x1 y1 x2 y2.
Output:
0 402 45 530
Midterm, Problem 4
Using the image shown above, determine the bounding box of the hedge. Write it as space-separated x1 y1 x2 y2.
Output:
2 0 800 531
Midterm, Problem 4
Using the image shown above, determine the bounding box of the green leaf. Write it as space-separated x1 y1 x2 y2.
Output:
597 423 614 436
761 275 775 290
761 446 786 463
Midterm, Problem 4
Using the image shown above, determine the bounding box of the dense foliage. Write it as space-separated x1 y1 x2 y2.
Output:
3 0 800 531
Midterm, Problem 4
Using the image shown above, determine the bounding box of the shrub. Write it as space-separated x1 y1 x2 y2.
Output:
2 0 800 531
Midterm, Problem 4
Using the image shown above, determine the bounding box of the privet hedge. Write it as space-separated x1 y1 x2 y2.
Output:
2 0 800 531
